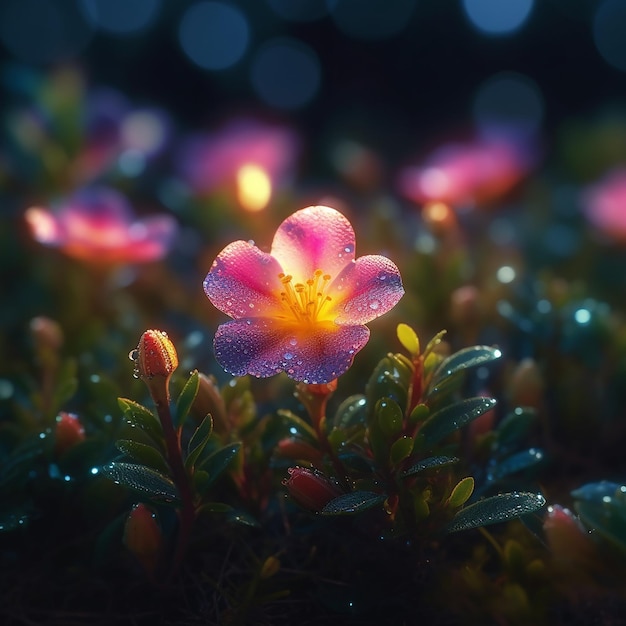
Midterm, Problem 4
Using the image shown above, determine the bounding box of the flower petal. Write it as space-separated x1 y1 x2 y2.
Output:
270 206 356 283
204 241 285 319
214 318 370 383
331 255 404 325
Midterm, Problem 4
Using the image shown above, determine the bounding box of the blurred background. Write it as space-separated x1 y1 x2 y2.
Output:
1 0 625 173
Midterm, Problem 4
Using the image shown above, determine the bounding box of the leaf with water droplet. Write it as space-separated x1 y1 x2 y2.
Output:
490 448 545 482
416 397 497 449
102 462 179 503
446 492 546 533
115 439 169 474
401 455 459 478
321 491 386 516
175 369 200 429
118 398 163 442
428 345 502 391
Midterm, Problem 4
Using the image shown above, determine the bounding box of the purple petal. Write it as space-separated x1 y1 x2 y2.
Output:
270 206 356 283
214 318 370 383
331 255 404 325
204 241 285 319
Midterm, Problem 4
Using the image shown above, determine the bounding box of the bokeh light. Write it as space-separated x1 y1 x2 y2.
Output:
0 0 93 64
593 0 626 73
250 38 321 110
79 0 161 36
178 1 250 71
327 0 416 41
473 72 544 136
462 0 534 36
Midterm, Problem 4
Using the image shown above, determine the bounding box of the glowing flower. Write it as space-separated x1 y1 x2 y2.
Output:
25 187 177 264
180 118 298 211
583 167 626 241
204 205 404 383
398 131 533 208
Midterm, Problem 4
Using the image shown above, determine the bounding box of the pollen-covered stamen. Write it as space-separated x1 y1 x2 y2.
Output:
278 269 333 323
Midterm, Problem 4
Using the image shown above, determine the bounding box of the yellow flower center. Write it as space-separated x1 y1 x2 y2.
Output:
278 269 333 324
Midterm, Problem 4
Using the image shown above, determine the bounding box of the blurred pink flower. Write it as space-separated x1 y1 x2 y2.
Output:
398 132 533 208
25 187 177 265
204 205 404 383
583 167 626 241
180 118 298 211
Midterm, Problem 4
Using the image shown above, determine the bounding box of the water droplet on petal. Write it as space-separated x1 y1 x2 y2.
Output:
128 349 139 361
284 352 293 360
369 300 380 311
289 337 298 346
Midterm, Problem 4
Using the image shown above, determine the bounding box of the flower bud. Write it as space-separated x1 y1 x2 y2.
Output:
123 503 162 575
283 467 343 512
509 358 544 409
54 412 86 455
131 330 178 381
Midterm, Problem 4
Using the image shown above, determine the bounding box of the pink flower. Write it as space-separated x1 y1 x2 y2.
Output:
583 167 626 241
204 206 404 383
180 118 298 211
25 187 177 265
398 132 532 208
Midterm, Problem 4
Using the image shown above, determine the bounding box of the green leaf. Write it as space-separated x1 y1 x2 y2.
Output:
447 477 475 508
185 414 214 471
446 492 546 533
495 407 537 449
424 330 447 356
490 448 545 482
366 354 411 420
389 436 413 466
115 439 169 474
118 398 162 440
416 397 497 449
52 358 78 411
397 323 420 355
334 394 368 428
430 345 502 389
101 462 179 502
375 398 403 438
401 455 459 478
175 369 200 429
408 403 429 427
321 491 386 516
277 410 317 441
575 500 626 554
197 443 242 486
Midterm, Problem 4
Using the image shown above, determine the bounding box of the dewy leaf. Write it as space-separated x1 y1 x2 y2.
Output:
401 455 459 478
571 481 622 504
118 398 162 440
429 345 502 389
334 394 368 429
102 462 179 502
196 443 242 488
185 414 214 471
446 492 546 533
417 397 497 448
115 439 169 474
175 369 200 429
490 448 545 482
321 491 386 516
277 409 317 442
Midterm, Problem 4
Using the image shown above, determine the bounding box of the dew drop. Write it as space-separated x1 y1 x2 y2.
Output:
369 300 380 311
128 349 139 361
344 244 354 253
284 352 294 360
289 337 298 346
249 303 255 309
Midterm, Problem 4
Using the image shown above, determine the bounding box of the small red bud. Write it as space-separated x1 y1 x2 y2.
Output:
54 412 85 455
123 503 162 575
130 329 178 381
283 467 343 512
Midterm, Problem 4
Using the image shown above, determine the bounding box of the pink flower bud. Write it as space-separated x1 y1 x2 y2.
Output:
123 503 162 575
283 467 343 512
54 412 86 455
131 330 178 381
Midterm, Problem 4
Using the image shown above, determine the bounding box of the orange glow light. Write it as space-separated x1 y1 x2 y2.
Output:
236 163 272 212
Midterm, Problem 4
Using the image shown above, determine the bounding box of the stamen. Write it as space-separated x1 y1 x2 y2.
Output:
277 269 333 324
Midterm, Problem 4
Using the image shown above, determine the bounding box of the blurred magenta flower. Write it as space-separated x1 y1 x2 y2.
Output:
583 167 626 241
204 205 404 383
25 187 177 264
398 131 533 208
180 118 298 211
